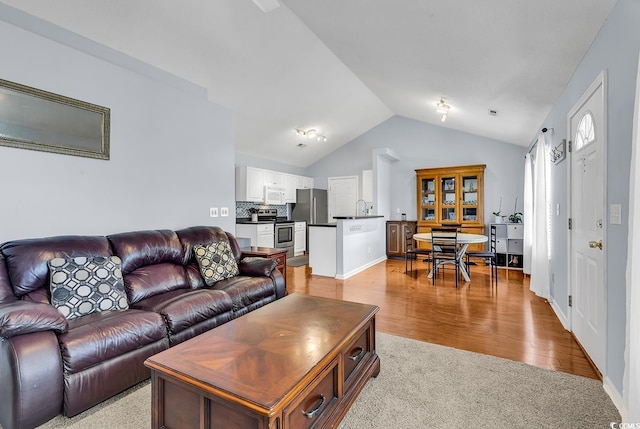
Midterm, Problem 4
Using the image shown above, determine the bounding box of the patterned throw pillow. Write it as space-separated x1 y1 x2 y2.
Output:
48 256 128 320
193 241 239 286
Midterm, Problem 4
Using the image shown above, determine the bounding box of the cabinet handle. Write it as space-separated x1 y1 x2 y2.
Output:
349 346 364 361
302 394 325 419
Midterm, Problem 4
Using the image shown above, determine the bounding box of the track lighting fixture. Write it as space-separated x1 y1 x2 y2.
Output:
436 98 451 122
294 128 327 142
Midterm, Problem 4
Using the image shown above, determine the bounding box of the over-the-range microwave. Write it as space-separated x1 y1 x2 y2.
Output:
264 186 285 205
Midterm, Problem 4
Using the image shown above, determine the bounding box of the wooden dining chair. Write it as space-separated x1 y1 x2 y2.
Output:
465 224 498 286
430 227 462 287
404 227 431 275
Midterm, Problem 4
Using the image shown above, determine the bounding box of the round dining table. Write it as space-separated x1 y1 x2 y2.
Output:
413 232 488 282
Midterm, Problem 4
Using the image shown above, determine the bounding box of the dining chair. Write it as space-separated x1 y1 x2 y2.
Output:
404 227 431 275
430 227 462 287
465 224 498 286
440 223 462 231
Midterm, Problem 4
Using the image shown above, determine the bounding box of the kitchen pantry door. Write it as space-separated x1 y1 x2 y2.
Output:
568 71 607 373
328 176 359 220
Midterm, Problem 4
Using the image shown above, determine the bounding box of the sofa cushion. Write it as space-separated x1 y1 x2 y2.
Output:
58 309 166 374
108 230 190 305
48 256 128 320
156 289 234 334
194 241 239 285
132 288 233 335
211 275 275 310
107 230 183 273
0 236 110 298
123 263 190 305
0 253 17 303
175 226 240 265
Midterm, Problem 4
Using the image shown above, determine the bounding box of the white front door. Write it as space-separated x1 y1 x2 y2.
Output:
569 71 607 373
328 176 359 220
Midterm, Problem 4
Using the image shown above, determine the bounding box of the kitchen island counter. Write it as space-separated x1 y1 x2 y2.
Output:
308 217 386 279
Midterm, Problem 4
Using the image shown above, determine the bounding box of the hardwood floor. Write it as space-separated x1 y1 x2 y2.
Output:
286 258 600 380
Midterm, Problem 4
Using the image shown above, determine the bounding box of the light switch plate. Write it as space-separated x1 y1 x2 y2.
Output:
221 207 229 217
210 207 218 217
610 204 622 225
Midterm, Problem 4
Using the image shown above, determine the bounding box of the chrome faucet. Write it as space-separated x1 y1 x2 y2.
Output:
355 199 367 216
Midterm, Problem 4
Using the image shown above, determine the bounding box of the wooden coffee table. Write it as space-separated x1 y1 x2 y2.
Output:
144 293 380 429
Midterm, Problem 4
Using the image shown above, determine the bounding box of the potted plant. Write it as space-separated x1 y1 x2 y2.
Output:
492 197 502 223
509 212 523 223
508 197 522 223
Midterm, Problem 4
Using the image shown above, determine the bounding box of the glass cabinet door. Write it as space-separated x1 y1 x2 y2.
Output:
420 178 436 221
440 176 456 222
461 175 478 222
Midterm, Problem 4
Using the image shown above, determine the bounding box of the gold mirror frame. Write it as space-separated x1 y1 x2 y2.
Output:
0 78 110 160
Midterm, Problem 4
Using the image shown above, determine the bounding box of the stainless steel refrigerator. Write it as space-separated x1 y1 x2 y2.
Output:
291 188 328 224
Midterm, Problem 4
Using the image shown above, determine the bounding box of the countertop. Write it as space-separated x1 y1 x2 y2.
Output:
236 217 295 224
332 215 385 219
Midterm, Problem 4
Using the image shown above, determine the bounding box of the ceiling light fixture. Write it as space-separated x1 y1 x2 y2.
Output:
294 128 327 142
436 98 451 122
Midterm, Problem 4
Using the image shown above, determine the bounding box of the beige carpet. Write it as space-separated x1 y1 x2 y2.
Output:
31 332 620 429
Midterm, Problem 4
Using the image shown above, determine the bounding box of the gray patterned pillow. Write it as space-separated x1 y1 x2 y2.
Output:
194 241 239 285
48 256 128 320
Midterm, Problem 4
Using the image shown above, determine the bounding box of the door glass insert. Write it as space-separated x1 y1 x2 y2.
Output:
575 111 595 151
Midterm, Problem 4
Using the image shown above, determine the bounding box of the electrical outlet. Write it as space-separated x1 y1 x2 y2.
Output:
210 207 218 217
221 207 229 217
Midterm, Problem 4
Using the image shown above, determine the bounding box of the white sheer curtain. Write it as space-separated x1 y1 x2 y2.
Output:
523 154 533 274
624 53 640 420
529 133 550 298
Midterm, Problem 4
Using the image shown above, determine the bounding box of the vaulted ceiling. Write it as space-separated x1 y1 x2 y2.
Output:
2 0 618 167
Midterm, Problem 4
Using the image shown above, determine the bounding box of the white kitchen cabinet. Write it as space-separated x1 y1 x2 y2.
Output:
284 174 296 203
236 166 314 203
263 170 284 187
296 175 314 189
294 221 306 256
236 166 264 202
236 223 274 248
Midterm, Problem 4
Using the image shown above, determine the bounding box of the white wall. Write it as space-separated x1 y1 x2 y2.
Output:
539 0 640 402
0 7 236 241
306 115 527 223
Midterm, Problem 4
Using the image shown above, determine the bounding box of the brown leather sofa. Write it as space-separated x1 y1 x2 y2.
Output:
0 226 286 429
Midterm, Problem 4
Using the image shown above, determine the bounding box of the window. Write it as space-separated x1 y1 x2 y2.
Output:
575 112 596 151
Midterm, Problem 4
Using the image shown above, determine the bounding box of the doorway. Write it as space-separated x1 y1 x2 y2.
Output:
328 176 359 221
568 71 607 374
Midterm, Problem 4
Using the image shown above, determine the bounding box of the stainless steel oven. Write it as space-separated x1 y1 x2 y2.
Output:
274 222 294 257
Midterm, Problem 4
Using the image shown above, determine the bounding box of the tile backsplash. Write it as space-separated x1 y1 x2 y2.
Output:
236 202 288 218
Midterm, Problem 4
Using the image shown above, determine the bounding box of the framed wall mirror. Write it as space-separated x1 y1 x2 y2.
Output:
0 78 110 160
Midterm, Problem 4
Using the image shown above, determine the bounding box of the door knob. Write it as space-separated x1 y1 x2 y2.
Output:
588 240 603 250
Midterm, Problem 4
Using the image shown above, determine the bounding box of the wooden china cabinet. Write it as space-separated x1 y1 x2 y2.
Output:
415 164 486 250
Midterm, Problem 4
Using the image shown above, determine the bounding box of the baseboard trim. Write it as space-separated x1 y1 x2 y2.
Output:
336 256 387 280
549 296 570 330
604 376 627 421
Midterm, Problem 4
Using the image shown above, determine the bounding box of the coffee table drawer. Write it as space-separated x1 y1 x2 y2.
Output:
285 358 339 429
343 325 372 389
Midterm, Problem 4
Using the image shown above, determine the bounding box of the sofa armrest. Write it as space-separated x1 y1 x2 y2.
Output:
0 301 68 338
238 257 277 277
270 268 287 299
0 331 64 429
